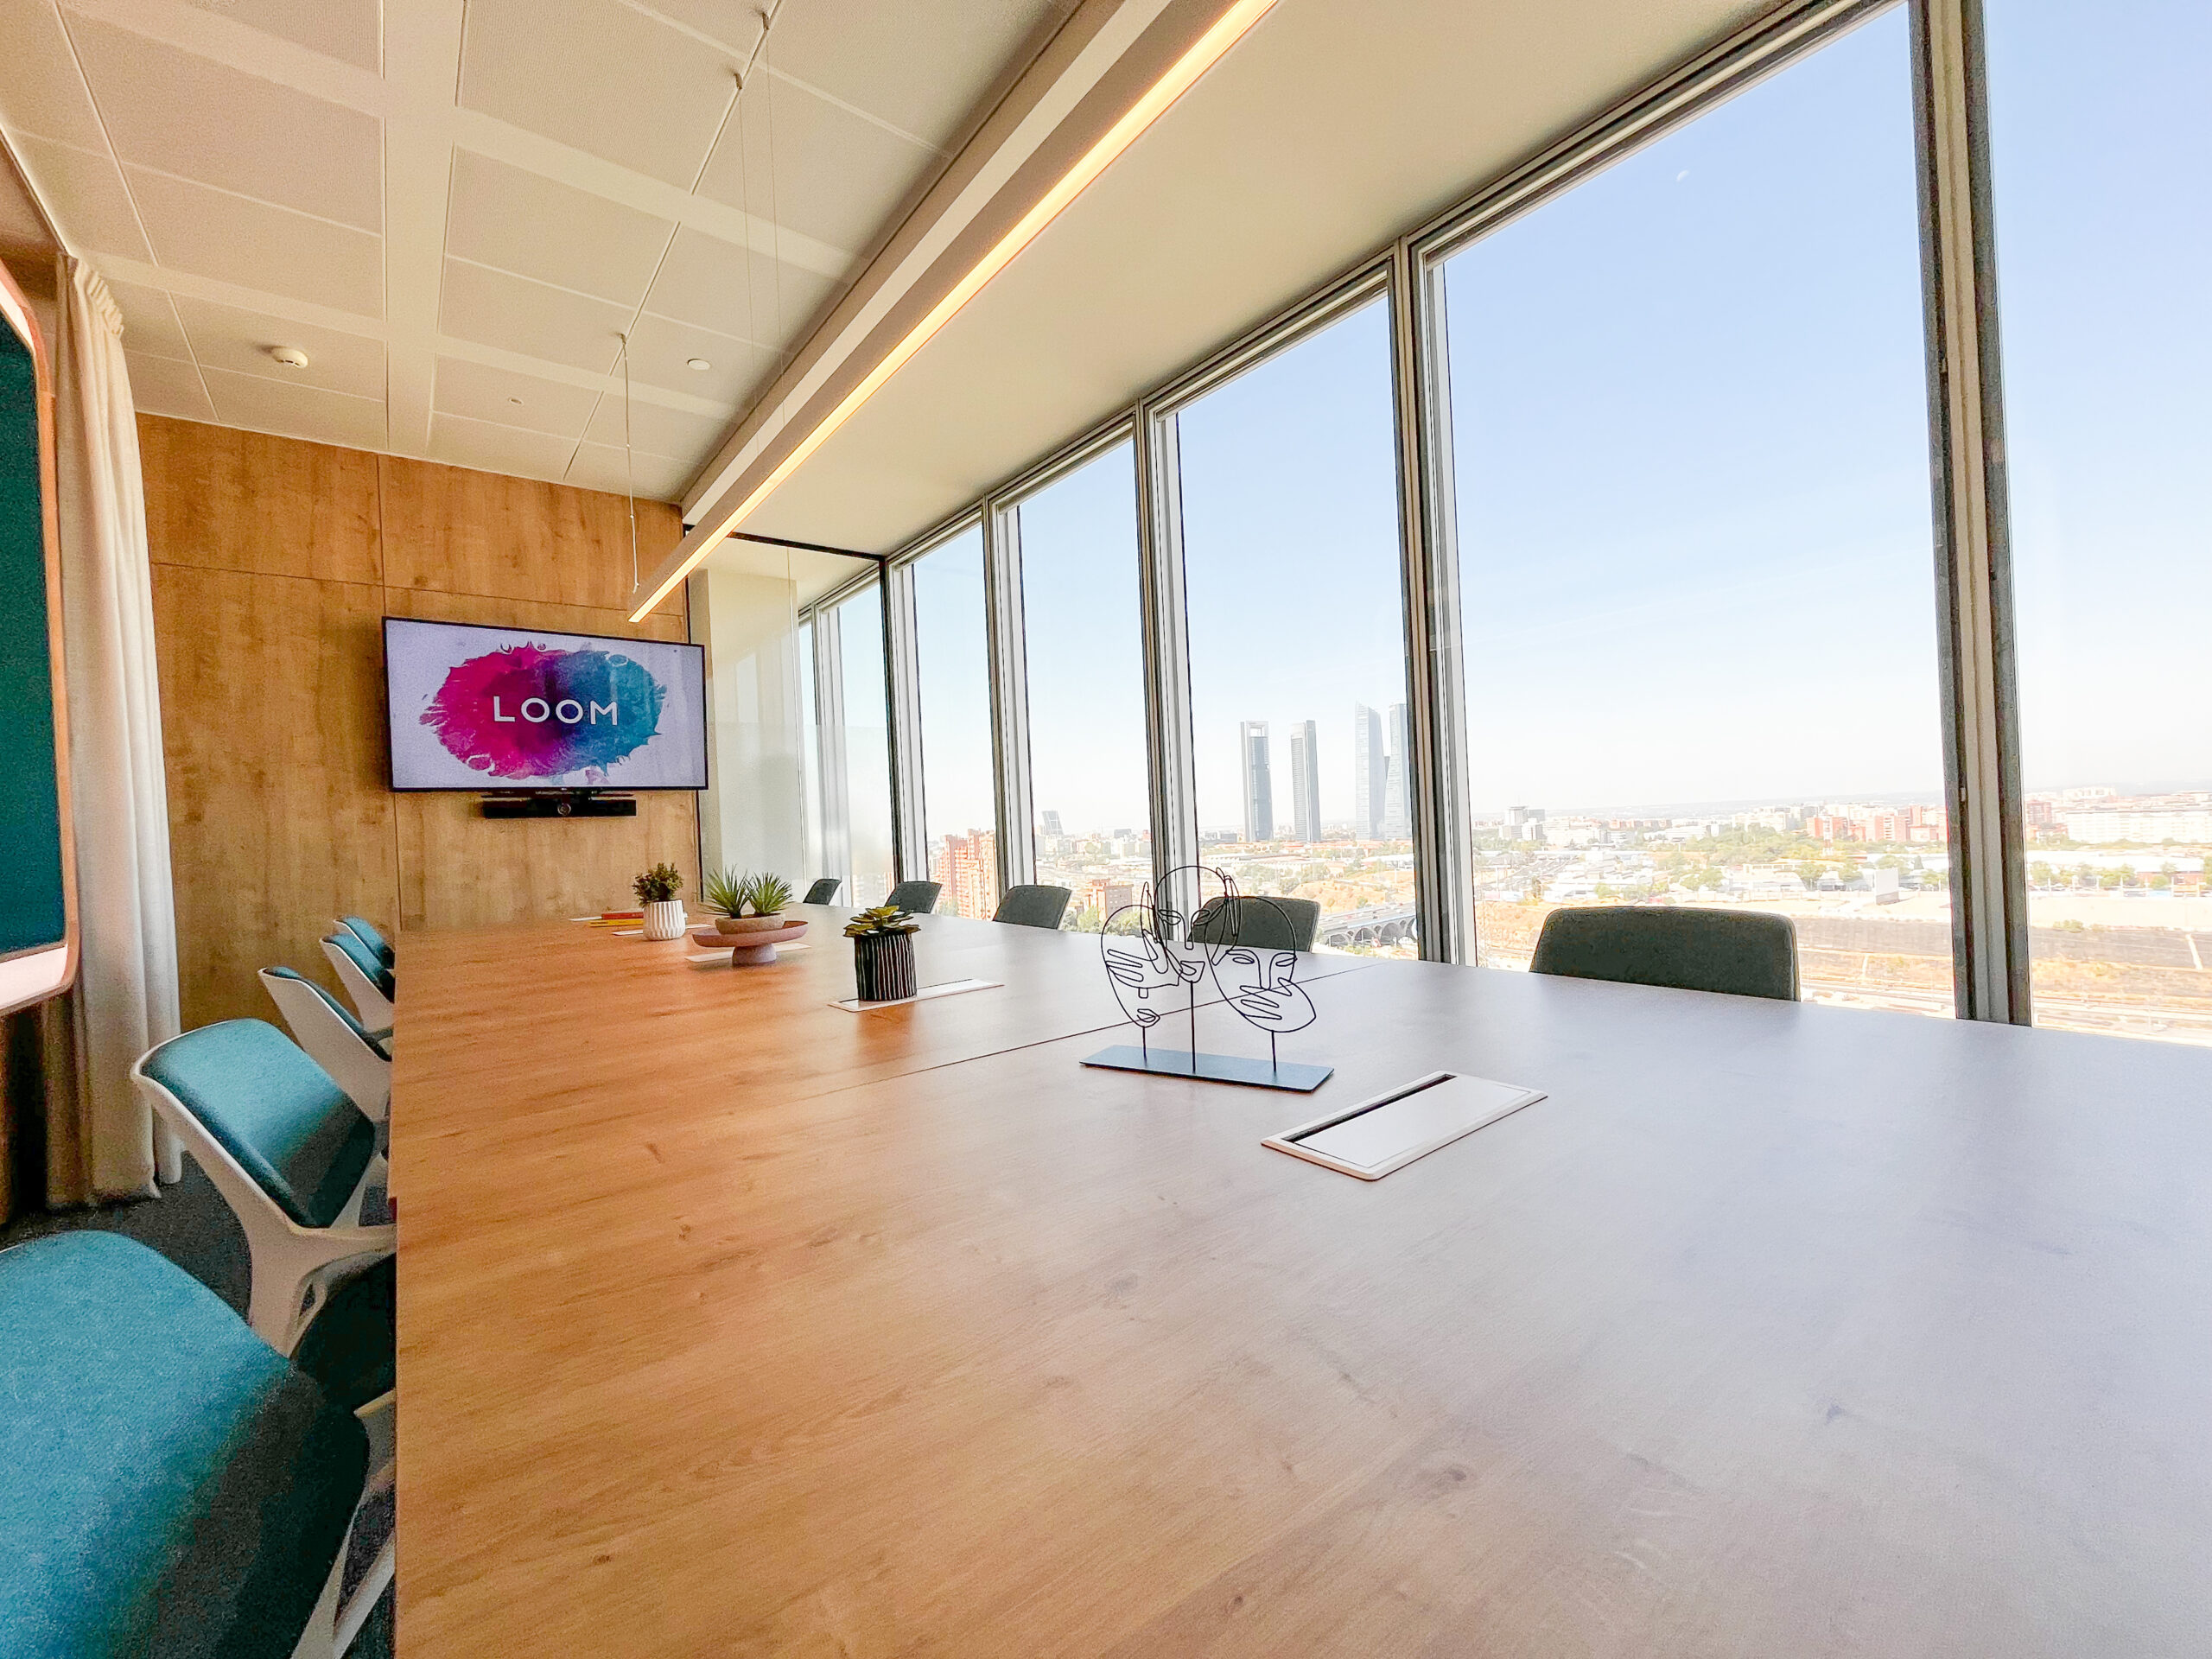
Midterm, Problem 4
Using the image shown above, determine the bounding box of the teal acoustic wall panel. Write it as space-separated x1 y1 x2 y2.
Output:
0 321 67 969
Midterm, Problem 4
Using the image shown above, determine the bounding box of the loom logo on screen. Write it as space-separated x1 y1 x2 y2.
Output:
420 642 666 781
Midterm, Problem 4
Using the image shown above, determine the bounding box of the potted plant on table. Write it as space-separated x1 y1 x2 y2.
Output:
633 862 686 940
705 869 796 935
844 905 920 1002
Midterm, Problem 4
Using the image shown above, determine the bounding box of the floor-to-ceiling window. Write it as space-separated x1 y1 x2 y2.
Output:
1433 9 1952 1014
1011 440 1148 931
910 524 998 918
1172 293 1415 956
1986 0 2212 1046
830 582 895 909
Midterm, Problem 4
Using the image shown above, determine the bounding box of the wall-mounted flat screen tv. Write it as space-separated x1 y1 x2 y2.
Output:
384 618 708 791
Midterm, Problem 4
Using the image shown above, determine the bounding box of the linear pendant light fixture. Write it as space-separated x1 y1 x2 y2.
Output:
630 0 1278 620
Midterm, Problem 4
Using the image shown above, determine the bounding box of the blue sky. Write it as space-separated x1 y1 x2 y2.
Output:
900 0 2208 836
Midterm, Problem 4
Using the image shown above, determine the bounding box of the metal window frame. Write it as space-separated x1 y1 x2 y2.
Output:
984 416 1142 897
1911 0 2029 1023
808 605 851 893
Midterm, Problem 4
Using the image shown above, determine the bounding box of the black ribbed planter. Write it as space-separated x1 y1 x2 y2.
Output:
853 931 917 1002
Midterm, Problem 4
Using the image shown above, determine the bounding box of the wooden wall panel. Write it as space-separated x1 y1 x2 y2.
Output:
378 455 684 615
139 416 381 583
142 416 699 1030
152 565 397 1027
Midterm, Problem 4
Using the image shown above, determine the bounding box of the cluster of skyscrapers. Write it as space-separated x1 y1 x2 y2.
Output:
1237 703 1409 842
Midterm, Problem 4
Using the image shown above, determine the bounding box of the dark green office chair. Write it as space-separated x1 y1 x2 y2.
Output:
993 884 1071 930
887 880 942 915
1188 895 1319 952
1529 905 1798 1001
803 878 842 906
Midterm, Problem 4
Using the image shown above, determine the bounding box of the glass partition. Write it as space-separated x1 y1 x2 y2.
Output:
830 582 895 909
1434 10 1953 1014
1987 0 2212 1045
1012 441 1150 931
1173 296 1416 956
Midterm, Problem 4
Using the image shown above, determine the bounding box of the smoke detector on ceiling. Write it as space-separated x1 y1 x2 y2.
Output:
686 358 712 371
268 346 309 369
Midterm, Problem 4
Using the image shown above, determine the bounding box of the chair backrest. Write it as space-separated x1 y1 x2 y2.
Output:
260 967 391 1122
887 880 943 915
993 884 1071 930
803 877 842 906
337 915 395 969
0 1233 368 1659
321 934 395 1029
1187 895 1320 952
1528 905 1799 1001
135 1020 378 1230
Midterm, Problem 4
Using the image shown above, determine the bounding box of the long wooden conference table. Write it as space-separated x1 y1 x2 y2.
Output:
392 906 2212 1656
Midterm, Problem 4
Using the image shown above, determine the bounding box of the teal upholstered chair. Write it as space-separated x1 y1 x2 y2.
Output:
993 884 1072 930
887 880 943 915
1188 895 1320 952
803 877 842 905
0 1233 372 1659
320 931 393 1029
1529 904 1799 1001
260 967 390 1122
131 1020 393 1352
335 916 395 970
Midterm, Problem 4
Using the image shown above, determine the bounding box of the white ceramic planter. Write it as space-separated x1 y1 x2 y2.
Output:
642 899 686 940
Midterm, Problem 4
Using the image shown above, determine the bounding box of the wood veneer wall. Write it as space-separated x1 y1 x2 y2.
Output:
140 415 698 1029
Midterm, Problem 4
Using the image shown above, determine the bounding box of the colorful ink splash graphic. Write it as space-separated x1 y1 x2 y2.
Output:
421 643 665 781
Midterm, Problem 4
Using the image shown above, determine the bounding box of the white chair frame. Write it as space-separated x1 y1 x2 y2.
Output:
321 936 395 1030
290 1389 396 1659
130 1052 394 1355
334 916 393 969
262 969 391 1122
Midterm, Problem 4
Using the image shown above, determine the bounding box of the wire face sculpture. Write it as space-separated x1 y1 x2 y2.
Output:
1084 864 1332 1093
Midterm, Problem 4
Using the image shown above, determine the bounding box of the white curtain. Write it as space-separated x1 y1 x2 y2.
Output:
49 258 180 1205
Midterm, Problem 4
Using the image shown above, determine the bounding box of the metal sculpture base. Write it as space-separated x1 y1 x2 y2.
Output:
1080 1045 1332 1093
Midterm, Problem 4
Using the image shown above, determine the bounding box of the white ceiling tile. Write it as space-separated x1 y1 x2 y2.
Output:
170 294 385 398
0 3 107 149
639 1 763 57
579 391 727 460
67 16 382 232
438 257 629 373
769 0 1072 149
202 365 386 449
125 168 383 315
617 310 775 407
178 0 383 73
429 410 577 482
564 440 691 503
432 354 600 438
696 76 931 261
459 0 740 188
447 149 672 307
124 349 215 421
105 277 191 359
645 225 841 346
9 135 149 260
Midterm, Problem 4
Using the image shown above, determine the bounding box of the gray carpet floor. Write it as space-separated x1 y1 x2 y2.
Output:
1 1162 397 1656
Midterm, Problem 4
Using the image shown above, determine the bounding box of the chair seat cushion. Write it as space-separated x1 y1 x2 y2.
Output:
141 1020 376 1228
0 1234 369 1659
290 1257 395 1414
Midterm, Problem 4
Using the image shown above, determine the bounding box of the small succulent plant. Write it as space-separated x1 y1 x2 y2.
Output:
843 905 919 939
702 867 748 918
747 873 794 917
632 862 684 905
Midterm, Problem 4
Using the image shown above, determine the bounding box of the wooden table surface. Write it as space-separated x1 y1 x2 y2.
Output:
393 911 2212 1656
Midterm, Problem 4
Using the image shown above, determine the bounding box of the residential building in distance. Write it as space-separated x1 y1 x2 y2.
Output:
1353 702 1386 839
1287 720 1320 842
1239 721 1273 842
1382 702 1409 839
932 829 1000 919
